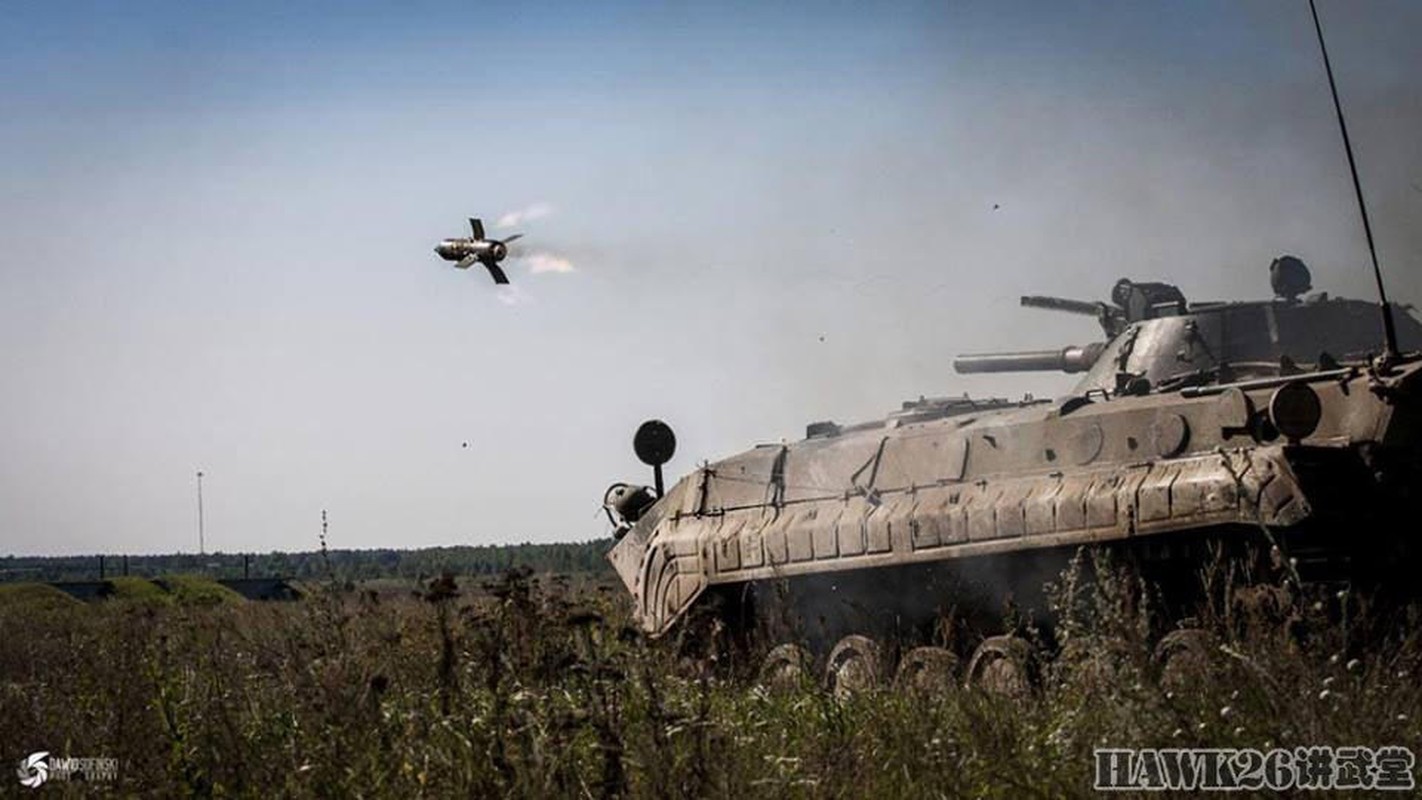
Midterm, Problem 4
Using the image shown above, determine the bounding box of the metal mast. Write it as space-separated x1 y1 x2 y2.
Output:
196 470 205 555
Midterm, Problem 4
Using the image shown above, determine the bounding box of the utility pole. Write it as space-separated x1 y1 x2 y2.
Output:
196 470 206 555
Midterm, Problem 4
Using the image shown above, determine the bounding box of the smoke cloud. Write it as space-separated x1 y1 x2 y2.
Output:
495 284 532 306
522 252 576 274
496 203 554 229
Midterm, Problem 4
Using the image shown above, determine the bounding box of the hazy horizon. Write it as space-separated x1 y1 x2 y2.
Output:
4 1 1420 557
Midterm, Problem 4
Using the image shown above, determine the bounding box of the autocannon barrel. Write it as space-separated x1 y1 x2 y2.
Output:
1020 295 1110 316
952 343 1106 374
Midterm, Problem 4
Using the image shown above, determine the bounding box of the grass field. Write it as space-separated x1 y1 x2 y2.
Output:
2 562 1420 797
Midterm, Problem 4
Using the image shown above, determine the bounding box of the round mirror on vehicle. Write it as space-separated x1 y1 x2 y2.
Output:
1268 381 1322 442
634 420 677 466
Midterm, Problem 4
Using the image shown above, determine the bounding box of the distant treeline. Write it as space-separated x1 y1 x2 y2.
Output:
0 540 615 583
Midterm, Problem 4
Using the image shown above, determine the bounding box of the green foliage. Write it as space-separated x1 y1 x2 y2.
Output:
157 575 246 607
0 581 81 614
1 564 1420 797
0 541 614 583
108 576 174 606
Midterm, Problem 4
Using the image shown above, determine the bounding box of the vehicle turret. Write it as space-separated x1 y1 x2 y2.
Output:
953 258 1422 394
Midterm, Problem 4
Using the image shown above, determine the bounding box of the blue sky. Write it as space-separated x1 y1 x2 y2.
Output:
2 1 1419 556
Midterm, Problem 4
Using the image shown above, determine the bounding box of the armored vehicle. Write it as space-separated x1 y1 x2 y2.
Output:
602 257 1422 689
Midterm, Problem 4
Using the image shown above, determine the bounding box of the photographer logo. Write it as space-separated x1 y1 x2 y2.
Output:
15 751 116 788
16 752 48 789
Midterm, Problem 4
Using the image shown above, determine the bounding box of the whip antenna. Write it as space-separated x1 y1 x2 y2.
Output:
1308 0 1399 359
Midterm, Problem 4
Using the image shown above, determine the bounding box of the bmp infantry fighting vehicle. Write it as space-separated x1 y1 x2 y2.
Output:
602 257 1422 690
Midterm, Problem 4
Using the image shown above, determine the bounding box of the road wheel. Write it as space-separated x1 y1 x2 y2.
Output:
894 646 959 693
825 635 883 698
758 643 811 691
965 635 1036 696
